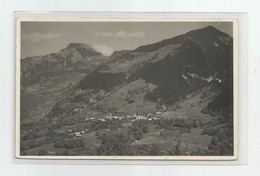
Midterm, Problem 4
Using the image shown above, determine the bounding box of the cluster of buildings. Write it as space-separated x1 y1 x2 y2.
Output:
83 112 163 123
65 112 164 138
67 129 88 138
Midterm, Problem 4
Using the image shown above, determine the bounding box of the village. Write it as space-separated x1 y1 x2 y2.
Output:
20 88 216 156
66 112 164 138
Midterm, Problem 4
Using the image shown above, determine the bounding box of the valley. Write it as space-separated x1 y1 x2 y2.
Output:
20 83 231 156
19 25 234 157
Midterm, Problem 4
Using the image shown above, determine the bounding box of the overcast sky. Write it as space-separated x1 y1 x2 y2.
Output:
20 21 233 59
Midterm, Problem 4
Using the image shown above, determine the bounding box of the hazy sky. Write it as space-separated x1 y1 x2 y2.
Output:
21 21 233 59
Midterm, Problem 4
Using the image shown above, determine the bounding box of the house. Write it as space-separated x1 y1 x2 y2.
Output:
136 115 146 120
74 132 82 137
104 115 111 119
141 116 147 120
89 98 97 103
136 116 141 120
67 129 73 133
73 108 82 112
81 131 86 134
131 140 138 145
147 113 153 118
25 72 30 78
113 116 119 119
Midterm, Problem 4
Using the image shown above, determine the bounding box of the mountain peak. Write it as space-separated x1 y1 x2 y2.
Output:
205 25 217 30
200 25 223 33
66 43 92 49
62 43 103 56
186 25 231 38
111 50 130 58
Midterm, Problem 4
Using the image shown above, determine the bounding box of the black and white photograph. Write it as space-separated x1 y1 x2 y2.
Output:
16 18 238 159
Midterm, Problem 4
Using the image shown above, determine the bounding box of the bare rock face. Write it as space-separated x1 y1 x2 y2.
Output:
59 43 102 63
21 43 106 86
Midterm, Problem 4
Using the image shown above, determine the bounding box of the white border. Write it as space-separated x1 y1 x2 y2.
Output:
15 15 240 162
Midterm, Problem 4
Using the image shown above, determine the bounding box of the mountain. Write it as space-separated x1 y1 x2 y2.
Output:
21 43 106 86
20 26 234 156
45 26 233 120
20 43 108 122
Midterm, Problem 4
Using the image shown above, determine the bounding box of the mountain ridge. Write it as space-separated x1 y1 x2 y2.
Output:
20 25 234 157
21 42 107 86
43 25 233 119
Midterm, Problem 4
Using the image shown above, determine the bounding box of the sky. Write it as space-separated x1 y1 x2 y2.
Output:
20 21 233 59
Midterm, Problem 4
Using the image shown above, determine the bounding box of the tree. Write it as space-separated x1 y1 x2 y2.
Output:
208 143 213 150
38 149 47 156
133 127 143 140
96 133 132 155
141 125 149 133
149 144 161 156
169 139 187 156
174 140 183 156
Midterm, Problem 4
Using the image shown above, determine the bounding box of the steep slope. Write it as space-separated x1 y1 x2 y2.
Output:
127 26 232 105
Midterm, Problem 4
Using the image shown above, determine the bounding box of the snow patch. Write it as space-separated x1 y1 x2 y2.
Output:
187 73 213 83
215 78 222 83
182 74 188 80
182 74 191 84
204 76 214 82
218 36 230 45
214 43 219 47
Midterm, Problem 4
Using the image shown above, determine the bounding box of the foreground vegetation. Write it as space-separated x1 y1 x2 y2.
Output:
20 107 233 156
20 83 233 157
